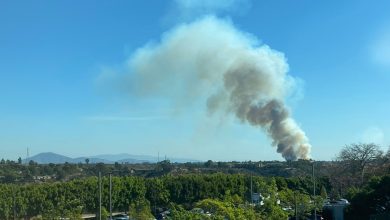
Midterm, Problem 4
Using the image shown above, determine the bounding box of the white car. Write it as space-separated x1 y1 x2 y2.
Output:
337 199 349 204
112 214 129 220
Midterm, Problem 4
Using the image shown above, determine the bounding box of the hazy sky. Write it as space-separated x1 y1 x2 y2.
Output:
1 0 390 161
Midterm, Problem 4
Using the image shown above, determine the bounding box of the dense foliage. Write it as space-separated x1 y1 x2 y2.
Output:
345 175 390 219
0 173 326 219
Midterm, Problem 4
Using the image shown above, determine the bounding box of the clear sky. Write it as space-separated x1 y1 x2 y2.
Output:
1 0 390 161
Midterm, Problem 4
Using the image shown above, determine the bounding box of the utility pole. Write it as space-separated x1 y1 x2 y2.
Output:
312 162 316 220
26 147 30 165
99 172 102 220
250 175 253 204
109 173 112 220
13 186 16 220
295 191 298 220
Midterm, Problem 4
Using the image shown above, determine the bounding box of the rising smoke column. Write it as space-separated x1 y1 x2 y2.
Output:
126 16 311 160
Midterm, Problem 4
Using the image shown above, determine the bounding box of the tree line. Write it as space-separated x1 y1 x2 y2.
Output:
0 173 329 219
0 143 388 219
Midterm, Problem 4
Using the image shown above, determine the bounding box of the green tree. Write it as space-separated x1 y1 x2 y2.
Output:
320 185 327 199
129 198 153 220
345 175 390 219
146 178 170 214
204 160 214 168
169 204 206 220
157 160 173 174
95 206 109 220
195 198 259 220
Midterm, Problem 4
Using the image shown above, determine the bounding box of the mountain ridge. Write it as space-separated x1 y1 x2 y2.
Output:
24 152 200 164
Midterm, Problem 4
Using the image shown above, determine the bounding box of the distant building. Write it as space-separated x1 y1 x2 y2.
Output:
252 192 264 205
33 175 53 182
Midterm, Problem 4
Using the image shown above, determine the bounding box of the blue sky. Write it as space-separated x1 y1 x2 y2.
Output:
1 0 390 161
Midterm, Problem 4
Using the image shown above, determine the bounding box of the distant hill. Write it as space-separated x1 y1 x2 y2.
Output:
71 157 112 164
23 152 73 164
24 152 200 164
93 153 156 162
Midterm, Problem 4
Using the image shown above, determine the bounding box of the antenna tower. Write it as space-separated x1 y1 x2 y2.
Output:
26 147 30 164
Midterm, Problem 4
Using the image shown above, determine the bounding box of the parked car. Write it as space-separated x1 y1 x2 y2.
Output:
337 199 349 205
112 214 129 220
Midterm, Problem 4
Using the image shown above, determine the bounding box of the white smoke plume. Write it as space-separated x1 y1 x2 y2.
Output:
124 16 310 160
171 0 251 20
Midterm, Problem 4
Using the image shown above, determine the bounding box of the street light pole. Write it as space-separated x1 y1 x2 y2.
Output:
109 173 112 220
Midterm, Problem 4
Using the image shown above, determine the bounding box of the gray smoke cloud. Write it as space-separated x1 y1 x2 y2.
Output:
124 16 310 160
